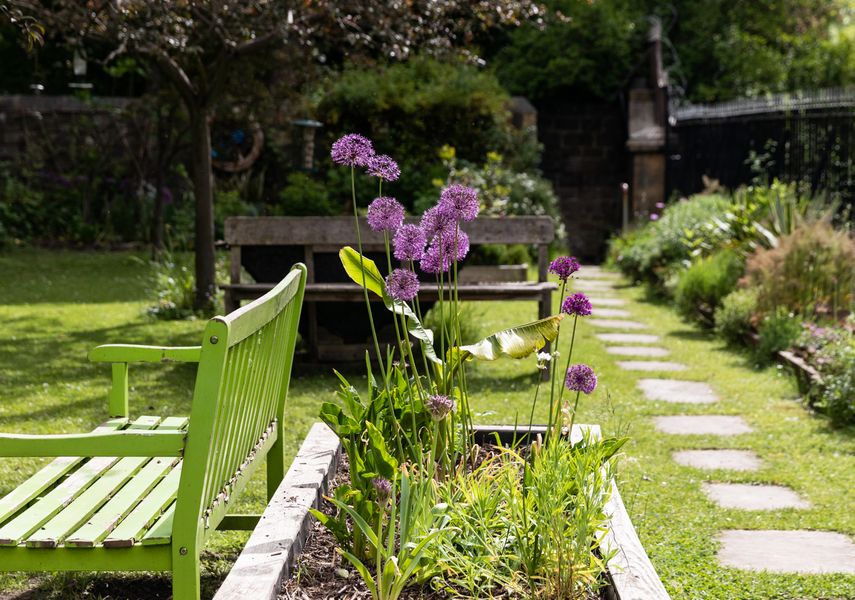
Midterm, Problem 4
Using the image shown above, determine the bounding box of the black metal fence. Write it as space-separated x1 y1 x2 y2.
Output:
666 88 855 207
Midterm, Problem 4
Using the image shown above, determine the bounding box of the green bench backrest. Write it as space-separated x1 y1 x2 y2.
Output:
174 264 306 545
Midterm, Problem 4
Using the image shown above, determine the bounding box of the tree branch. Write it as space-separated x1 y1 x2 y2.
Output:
146 48 197 108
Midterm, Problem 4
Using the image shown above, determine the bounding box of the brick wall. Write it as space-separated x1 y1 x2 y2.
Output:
537 98 629 262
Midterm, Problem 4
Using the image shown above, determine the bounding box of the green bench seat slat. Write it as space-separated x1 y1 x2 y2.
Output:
0 418 128 526
140 504 175 546
0 418 155 547
27 417 187 548
65 418 188 548
102 462 182 548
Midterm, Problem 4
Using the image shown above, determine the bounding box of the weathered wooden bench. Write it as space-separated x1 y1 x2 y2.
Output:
0 264 307 599
222 216 557 361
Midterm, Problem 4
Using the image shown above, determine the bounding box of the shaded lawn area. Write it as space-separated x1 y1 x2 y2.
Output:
0 248 853 599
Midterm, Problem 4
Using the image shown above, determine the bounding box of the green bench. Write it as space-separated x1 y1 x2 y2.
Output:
0 264 307 599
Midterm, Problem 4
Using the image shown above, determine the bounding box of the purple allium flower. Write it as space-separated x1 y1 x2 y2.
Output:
393 224 427 261
438 184 479 222
420 205 456 241
562 292 592 316
419 245 447 274
385 268 420 301
366 154 401 181
435 229 470 262
649 213 659 221
367 196 405 232
565 364 598 395
426 394 456 420
372 477 392 502
655 201 665 209
548 256 581 281
330 133 375 167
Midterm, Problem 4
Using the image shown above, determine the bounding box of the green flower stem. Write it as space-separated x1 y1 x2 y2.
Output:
568 390 582 441
545 279 568 438
452 223 472 464
556 314 580 414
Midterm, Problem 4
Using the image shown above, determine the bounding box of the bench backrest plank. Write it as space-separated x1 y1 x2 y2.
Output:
225 216 555 247
174 264 307 549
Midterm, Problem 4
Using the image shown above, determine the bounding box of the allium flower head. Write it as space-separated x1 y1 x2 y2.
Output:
562 293 592 316
650 213 659 221
366 154 401 181
420 205 456 241
385 268 420 302
372 477 392 502
436 229 470 262
367 196 404 232
426 394 456 420
393 224 427 261
438 184 479 222
565 364 597 395
548 256 581 281
419 245 447 275
330 134 374 167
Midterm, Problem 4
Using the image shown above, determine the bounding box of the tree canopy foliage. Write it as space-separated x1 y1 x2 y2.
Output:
490 0 855 102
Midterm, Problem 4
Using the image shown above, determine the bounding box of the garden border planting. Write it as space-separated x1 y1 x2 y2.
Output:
215 424 670 600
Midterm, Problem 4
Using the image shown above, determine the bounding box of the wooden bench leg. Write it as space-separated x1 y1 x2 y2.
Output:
172 546 201 600
224 290 238 315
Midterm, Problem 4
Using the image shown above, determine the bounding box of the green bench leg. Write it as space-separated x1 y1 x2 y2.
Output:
172 544 201 600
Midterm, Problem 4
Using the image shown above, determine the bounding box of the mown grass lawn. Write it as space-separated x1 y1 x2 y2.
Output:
0 248 854 599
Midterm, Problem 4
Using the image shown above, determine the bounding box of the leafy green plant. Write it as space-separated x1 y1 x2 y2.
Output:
331 470 447 600
608 194 731 286
714 288 759 345
423 303 485 358
274 172 339 216
674 250 744 325
794 324 855 426
756 308 802 364
145 251 196 320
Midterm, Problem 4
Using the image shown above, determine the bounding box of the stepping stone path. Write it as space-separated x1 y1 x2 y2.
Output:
588 297 627 307
593 308 631 318
589 319 648 330
703 483 810 510
637 379 716 404
617 360 686 372
591 267 854 580
606 346 669 357
717 530 855 574
672 449 761 471
596 333 660 344
653 415 753 436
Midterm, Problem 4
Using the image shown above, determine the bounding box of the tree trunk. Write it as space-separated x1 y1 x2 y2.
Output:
189 106 217 311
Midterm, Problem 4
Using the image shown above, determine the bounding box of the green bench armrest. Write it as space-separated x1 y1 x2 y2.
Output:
88 345 202 419
0 430 187 457
88 344 202 364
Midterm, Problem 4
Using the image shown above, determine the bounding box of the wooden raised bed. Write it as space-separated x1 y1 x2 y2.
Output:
213 424 670 600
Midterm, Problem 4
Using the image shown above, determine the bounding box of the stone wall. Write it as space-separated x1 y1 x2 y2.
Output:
537 98 629 262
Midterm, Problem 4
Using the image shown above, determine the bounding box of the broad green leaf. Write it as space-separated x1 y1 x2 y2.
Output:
340 246 385 298
458 315 565 360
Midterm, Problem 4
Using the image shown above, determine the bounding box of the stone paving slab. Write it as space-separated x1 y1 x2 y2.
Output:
589 319 648 330
596 333 660 344
654 415 753 436
617 360 686 372
672 449 761 471
717 530 855 574
606 346 669 357
588 297 627 307
703 483 810 510
593 308 631 318
637 379 716 403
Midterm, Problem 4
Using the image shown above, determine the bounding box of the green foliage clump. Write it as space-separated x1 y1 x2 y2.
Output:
315 57 539 208
608 194 731 285
675 250 745 324
743 220 855 320
714 288 759 346
493 0 644 100
423 303 485 357
756 308 802 364
273 172 339 216
419 147 564 239
145 252 197 321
